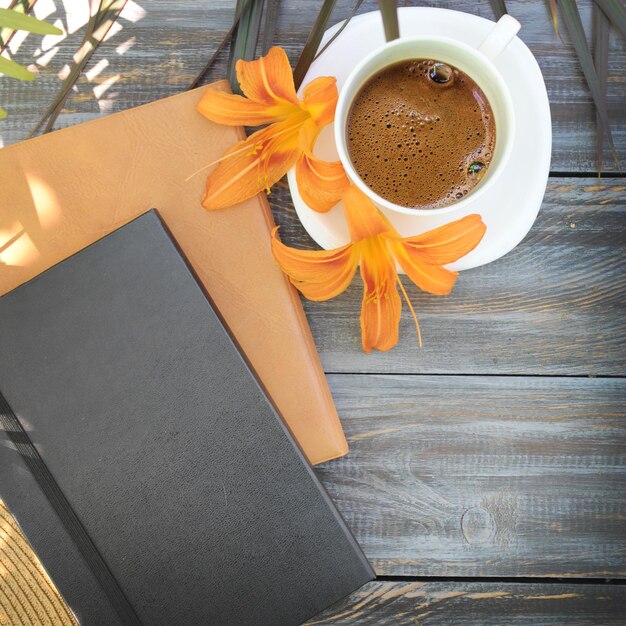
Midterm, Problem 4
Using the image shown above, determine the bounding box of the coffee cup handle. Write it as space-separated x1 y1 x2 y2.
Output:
478 14 521 61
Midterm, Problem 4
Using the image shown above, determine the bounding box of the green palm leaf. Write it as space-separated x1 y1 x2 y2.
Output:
0 6 61 34
557 0 620 170
30 0 127 135
314 0 365 61
594 0 626 40
489 0 508 19
0 2 62 119
261 0 281 54
593 1 610 173
1 1 39 53
228 0 264 93
0 54 35 80
548 0 562 40
189 13 242 89
377 0 399 41
293 0 337 89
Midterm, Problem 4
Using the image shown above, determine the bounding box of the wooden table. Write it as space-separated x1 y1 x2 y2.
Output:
3 1 625 623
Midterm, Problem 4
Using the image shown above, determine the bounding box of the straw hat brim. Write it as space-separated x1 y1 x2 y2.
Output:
0 499 77 626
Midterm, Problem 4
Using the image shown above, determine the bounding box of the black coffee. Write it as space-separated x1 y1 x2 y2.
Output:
346 59 496 210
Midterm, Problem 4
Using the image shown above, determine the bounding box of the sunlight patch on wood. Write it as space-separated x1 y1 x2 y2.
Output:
93 73 120 99
32 0 57 21
103 19 123 42
121 0 146 23
40 19 67 51
85 57 109 81
6 28 28 55
57 62 70 79
35 46 59 67
115 35 135 55
97 97 116 113
60 0 89 35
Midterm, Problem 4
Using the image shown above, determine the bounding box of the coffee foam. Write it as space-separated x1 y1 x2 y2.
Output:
346 59 496 210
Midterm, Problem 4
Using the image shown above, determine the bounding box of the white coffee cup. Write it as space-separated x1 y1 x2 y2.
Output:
334 15 521 216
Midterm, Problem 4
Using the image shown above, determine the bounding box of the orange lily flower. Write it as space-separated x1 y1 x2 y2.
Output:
271 186 487 352
197 46 348 212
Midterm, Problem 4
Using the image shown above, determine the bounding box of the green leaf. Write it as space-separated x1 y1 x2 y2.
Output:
314 0 365 61
1 0 36 52
594 0 626 40
190 0 255 89
189 16 241 89
0 54 35 80
293 0 337 89
0 105 7 119
377 0 399 42
548 0 561 40
261 0 281 54
489 0 508 20
228 0 264 94
592 1 610 173
0 7 61 35
557 0 620 170
30 0 128 136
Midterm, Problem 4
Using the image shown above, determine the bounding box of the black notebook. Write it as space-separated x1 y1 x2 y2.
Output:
0 211 373 626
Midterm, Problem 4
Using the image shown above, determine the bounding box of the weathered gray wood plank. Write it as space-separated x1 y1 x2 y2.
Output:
316 374 626 577
304 581 626 625
271 178 626 376
0 0 624 171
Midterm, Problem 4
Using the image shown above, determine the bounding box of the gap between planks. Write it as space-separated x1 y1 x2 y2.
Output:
374 575 626 586
549 172 626 178
323 372 626 379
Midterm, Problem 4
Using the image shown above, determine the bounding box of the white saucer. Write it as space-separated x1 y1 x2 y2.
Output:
287 7 551 271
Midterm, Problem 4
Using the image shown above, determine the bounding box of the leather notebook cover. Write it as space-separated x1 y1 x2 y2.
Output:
0 82 347 466
0 211 374 626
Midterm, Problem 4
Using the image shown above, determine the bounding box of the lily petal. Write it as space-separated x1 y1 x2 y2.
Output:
342 185 394 241
271 227 358 301
236 46 299 107
296 153 350 212
197 89 296 126
301 76 338 127
202 119 301 210
401 214 487 265
393 241 458 295
358 238 401 352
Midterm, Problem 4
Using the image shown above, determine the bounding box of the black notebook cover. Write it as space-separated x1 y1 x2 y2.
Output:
0 211 373 626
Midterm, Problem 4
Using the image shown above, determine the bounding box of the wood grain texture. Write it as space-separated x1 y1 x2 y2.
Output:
303 581 626 625
271 178 626 376
0 0 624 171
316 374 626 577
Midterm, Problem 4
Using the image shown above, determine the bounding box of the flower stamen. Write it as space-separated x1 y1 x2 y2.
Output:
396 274 423 348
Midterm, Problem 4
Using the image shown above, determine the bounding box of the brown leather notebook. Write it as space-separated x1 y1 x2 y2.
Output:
0 82 347 465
